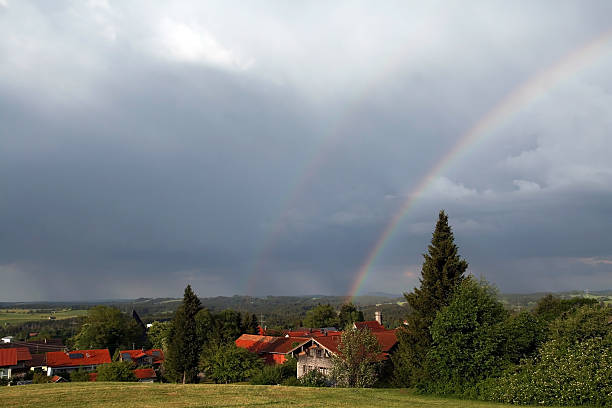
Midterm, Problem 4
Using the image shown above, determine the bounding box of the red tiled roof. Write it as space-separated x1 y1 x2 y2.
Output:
286 330 342 338
354 321 386 331
372 330 398 352
0 348 17 366
16 347 32 362
133 368 156 380
309 330 398 358
46 349 111 368
236 334 309 355
0 347 31 366
119 349 164 363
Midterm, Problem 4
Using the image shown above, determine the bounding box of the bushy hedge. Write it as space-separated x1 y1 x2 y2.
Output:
250 357 297 385
479 335 612 406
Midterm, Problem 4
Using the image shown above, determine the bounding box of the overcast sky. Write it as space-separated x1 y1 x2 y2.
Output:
1 1 612 300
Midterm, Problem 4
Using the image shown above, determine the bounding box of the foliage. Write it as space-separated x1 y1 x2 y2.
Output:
70 306 146 355
96 361 137 382
548 303 611 343
480 335 612 406
215 309 243 343
199 343 263 384
300 369 330 387
393 210 467 387
250 356 297 385
502 311 547 364
32 371 51 384
533 294 598 322
304 304 339 328
164 285 203 383
478 304 612 406
69 369 91 382
338 303 364 328
243 313 259 335
422 278 508 394
330 326 381 388
147 321 171 350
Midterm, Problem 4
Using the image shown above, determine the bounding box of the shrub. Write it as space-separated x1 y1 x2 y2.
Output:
96 361 137 382
33 371 51 384
200 343 262 384
250 357 297 385
480 335 612 406
300 369 330 387
479 305 612 406
69 369 91 382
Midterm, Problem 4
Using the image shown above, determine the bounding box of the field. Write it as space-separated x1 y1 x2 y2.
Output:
0 383 580 408
0 309 88 326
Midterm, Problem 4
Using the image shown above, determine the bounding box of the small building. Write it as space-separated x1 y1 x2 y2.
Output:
118 349 164 367
45 349 111 377
296 322 399 379
1 336 14 344
134 368 157 382
0 348 32 379
235 334 310 365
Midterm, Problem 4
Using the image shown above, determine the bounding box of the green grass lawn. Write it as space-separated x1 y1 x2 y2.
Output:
0 309 88 326
0 382 575 408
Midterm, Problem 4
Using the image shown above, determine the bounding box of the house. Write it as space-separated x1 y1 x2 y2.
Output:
45 349 111 376
118 349 164 367
296 322 399 379
1 336 14 344
235 334 311 365
0 347 32 379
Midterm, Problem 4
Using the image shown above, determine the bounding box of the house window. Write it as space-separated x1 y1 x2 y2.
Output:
316 349 322 358
302 365 306 374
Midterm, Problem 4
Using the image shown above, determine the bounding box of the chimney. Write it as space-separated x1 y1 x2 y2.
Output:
374 310 382 326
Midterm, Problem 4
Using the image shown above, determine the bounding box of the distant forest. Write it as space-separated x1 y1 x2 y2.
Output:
2 290 610 342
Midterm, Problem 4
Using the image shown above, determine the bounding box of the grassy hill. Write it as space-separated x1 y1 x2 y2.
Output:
0 382 581 408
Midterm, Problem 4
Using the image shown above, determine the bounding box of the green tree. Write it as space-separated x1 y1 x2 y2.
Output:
195 309 217 345
533 294 598 322
304 304 339 328
147 321 171 350
215 309 243 343
199 343 263 383
393 210 468 386
71 306 145 355
96 361 137 382
338 303 364 328
330 326 381 388
243 313 259 335
164 285 202 384
423 278 508 394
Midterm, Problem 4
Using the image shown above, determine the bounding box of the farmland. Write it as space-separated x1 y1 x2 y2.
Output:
0 382 574 408
0 309 88 326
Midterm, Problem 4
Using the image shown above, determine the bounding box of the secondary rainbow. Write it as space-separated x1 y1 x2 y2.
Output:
347 28 612 301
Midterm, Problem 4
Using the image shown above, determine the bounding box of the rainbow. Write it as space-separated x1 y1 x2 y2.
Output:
346 28 612 301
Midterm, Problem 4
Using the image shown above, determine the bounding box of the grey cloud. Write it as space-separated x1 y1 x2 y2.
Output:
1 1 612 300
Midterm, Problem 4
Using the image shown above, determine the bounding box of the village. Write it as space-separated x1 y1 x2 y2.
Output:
0 310 396 385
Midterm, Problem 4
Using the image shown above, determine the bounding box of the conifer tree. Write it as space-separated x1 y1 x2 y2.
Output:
164 285 202 383
392 210 468 386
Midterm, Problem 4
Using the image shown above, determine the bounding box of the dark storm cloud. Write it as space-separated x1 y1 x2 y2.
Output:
1 0 612 300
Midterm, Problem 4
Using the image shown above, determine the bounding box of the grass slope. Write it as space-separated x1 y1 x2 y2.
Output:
0 383 574 408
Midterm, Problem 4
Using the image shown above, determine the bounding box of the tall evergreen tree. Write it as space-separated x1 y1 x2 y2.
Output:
164 285 202 384
392 210 468 386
